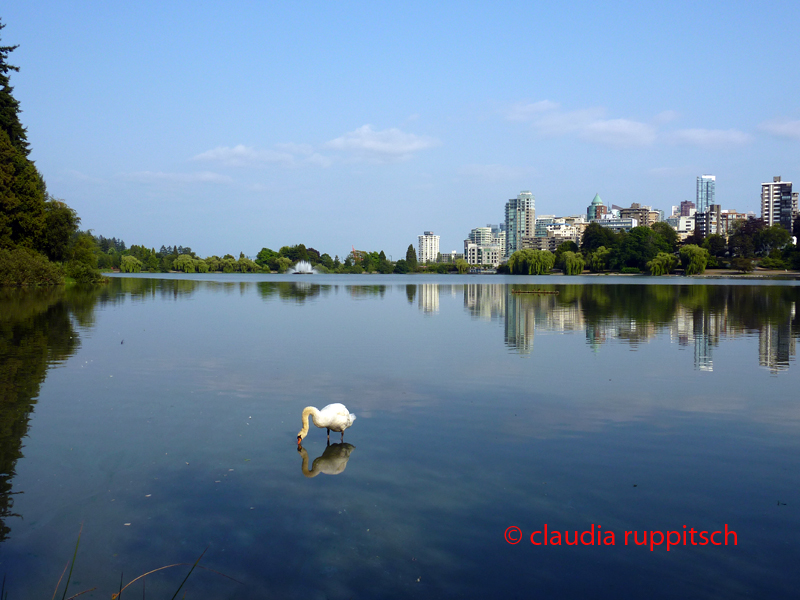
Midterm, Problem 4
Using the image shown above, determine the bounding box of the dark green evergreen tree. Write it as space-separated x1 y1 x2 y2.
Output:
406 244 418 268
0 20 28 156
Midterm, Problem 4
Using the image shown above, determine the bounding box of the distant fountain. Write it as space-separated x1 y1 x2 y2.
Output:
292 260 316 274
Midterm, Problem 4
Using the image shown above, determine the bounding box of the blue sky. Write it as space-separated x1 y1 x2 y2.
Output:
5 1 800 258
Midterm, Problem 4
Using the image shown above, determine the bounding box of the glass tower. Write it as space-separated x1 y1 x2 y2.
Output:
696 175 716 214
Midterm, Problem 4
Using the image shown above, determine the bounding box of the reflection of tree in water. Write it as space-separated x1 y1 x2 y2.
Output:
256 282 332 303
0 287 93 543
346 285 386 299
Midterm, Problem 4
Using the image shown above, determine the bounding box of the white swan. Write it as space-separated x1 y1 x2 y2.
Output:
297 403 356 445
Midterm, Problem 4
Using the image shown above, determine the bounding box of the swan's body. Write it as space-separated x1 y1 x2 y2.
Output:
297 403 356 444
298 443 355 477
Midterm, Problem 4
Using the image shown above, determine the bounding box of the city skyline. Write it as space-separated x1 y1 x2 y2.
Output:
3 2 799 258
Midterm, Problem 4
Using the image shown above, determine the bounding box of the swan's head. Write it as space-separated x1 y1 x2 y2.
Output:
297 433 304 445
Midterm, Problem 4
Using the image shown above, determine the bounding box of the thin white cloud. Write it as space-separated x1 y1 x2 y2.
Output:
581 119 657 147
759 119 800 141
120 171 233 184
508 101 652 146
668 128 752 147
192 145 294 167
509 100 753 149
325 125 440 161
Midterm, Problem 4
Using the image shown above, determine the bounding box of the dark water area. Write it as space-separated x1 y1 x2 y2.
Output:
1 274 798 598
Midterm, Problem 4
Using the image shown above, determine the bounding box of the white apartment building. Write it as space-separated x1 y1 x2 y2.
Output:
418 231 440 264
464 241 502 267
505 191 535 257
666 215 696 240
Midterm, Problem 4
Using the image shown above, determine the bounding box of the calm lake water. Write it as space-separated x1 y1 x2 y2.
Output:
1 274 799 598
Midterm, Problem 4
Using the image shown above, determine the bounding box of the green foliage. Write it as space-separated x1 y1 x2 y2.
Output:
588 246 611 273
41 198 79 261
727 219 763 258
581 222 619 252
562 251 585 275
238 256 259 272
256 247 279 271
620 267 641 274
760 256 789 270
0 20 30 156
276 257 293 273
120 255 142 273
651 221 679 252
64 260 105 284
680 244 709 275
455 258 469 274
701 234 727 258
646 252 678 276
320 253 334 270
731 257 755 273
279 244 309 263
406 244 418 269
173 254 197 273
393 259 409 273
758 225 791 255
0 128 46 250
0 247 63 285
508 249 555 275
612 226 671 271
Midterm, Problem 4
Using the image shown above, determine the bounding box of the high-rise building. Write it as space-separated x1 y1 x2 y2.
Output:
504 191 535 257
697 175 716 214
418 231 440 264
619 203 660 227
587 193 608 220
761 176 796 232
680 200 696 217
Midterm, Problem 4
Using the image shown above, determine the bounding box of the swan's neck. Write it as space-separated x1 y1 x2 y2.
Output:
298 447 319 478
298 406 321 439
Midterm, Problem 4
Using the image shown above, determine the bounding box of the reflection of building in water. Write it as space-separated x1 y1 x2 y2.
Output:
693 311 716 371
614 321 658 347
505 291 537 354
759 320 796 374
459 284 800 370
418 284 439 313
585 323 607 350
464 284 506 321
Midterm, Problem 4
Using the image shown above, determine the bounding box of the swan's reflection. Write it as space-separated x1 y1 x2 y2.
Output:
297 442 355 477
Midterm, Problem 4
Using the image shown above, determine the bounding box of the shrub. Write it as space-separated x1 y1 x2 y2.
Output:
620 266 641 274
731 257 755 273
0 247 64 286
64 260 106 284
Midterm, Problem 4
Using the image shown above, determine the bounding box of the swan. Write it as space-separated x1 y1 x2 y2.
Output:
297 403 356 445
297 443 355 477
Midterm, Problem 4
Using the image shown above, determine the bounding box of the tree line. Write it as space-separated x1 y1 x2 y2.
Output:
503 219 800 276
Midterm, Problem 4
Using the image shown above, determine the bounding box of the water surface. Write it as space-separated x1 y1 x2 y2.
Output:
1 275 798 598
